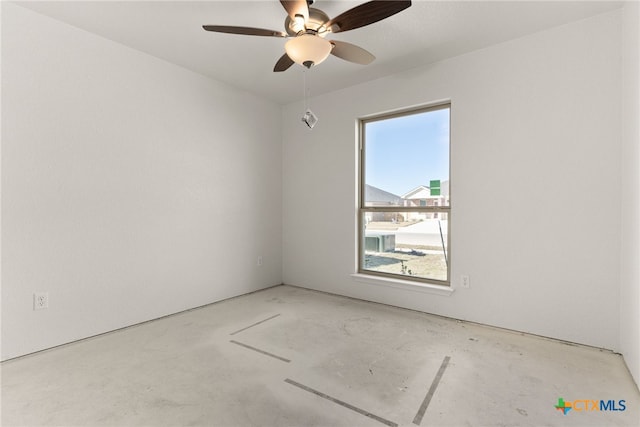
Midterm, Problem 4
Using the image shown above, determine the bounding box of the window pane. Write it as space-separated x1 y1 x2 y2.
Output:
359 104 451 285
361 211 448 282
363 107 449 207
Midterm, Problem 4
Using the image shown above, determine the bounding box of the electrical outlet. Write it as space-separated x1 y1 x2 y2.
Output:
257 256 263 267
461 275 470 289
34 292 49 310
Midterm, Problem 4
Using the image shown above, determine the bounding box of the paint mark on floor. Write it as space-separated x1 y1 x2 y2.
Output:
413 356 451 425
229 340 290 363
229 314 281 336
284 378 398 427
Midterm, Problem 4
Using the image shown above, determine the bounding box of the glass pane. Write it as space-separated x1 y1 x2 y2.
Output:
361 211 448 282
363 107 449 208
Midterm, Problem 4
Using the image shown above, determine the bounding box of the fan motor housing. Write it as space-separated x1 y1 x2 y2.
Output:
285 8 331 36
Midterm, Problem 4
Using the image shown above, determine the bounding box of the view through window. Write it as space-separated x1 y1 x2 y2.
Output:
359 104 450 285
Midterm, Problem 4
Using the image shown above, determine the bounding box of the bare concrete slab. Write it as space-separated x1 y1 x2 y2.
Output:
2 285 638 426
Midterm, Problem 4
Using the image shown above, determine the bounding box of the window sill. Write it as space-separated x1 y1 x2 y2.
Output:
350 273 454 296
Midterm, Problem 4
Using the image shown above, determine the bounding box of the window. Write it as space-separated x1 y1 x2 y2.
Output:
358 104 450 285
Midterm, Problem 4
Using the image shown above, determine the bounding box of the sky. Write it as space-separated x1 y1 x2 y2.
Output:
364 107 450 197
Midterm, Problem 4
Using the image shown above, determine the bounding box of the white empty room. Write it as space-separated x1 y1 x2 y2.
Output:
2 1 639 426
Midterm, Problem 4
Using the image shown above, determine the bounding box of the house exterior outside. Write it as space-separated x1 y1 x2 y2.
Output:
401 180 450 221
363 181 450 222
364 184 403 222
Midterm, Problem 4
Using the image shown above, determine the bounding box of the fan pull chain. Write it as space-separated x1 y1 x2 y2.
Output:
303 68 309 111
301 68 317 128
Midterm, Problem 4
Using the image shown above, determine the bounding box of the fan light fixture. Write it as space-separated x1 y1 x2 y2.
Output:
285 34 333 68
203 0 412 72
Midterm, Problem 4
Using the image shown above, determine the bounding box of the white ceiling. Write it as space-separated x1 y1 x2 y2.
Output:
14 0 622 105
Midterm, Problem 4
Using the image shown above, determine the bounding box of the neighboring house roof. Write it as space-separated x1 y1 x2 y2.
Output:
402 185 430 199
365 184 402 205
402 180 450 199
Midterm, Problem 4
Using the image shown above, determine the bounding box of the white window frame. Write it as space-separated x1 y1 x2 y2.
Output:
357 103 451 287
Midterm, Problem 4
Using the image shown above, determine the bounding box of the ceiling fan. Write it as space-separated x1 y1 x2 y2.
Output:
203 0 412 72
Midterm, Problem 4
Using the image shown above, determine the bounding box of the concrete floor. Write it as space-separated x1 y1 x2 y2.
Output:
2 285 639 427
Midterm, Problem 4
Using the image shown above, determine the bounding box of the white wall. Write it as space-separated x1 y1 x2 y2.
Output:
620 1 640 388
1 3 282 360
283 11 623 351
3 3 636 385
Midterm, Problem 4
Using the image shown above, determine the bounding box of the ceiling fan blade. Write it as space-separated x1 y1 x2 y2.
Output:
329 40 375 65
280 0 309 22
203 25 287 38
274 53 295 72
326 0 411 34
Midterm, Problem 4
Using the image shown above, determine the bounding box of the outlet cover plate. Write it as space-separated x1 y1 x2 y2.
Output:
461 275 470 289
34 292 49 310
